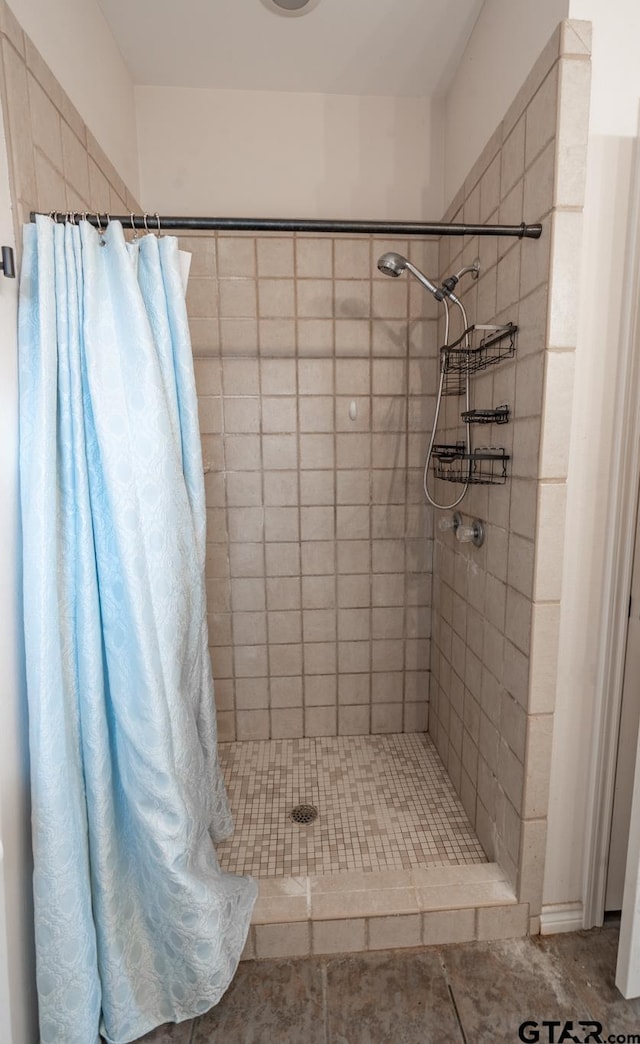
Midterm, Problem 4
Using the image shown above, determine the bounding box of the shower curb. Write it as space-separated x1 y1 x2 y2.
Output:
240 862 529 960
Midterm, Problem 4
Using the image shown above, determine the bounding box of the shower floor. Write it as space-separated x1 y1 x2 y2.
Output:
216 733 487 878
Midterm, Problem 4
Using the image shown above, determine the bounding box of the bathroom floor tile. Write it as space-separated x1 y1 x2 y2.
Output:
325 950 463 1043
129 926 640 1044
191 957 325 1043
538 922 640 1034
217 733 486 877
441 936 588 1042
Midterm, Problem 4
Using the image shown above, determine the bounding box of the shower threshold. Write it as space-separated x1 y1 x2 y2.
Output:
217 734 527 958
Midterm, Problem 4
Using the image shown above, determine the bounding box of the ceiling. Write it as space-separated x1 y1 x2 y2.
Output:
97 0 484 97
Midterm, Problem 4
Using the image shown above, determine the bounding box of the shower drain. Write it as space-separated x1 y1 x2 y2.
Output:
289 803 319 825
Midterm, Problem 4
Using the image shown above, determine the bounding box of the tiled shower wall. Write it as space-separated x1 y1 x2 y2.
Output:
0 0 139 244
187 235 439 741
429 20 590 919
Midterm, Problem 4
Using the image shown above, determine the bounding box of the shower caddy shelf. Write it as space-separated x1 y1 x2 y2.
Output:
461 405 511 425
441 322 518 397
432 444 511 486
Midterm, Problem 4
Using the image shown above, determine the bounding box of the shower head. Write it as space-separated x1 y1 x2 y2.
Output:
377 251 407 278
377 251 444 301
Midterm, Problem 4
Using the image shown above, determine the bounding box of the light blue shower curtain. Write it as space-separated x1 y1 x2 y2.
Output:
18 216 257 1044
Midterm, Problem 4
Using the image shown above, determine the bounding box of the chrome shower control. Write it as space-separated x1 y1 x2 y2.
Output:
438 511 462 534
456 519 485 548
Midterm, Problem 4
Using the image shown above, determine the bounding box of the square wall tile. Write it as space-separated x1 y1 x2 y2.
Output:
254 922 310 959
218 238 256 277
257 237 294 277
305 675 337 707
555 57 591 207
539 351 575 480
270 708 304 739
339 704 371 734
548 210 583 347
296 237 332 278
476 904 529 941
335 359 370 395
523 714 554 819
422 908 476 946
303 608 336 643
305 706 337 736
261 357 297 395
518 818 547 916
334 238 371 278
528 603 560 714
312 919 366 955
372 704 403 734
299 358 334 395
236 710 270 740
533 483 567 601
525 66 558 167
368 915 422 951
304 641 337 675
270 676 303 707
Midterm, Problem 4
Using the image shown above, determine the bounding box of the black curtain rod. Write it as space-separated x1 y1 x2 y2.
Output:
30 212 543 239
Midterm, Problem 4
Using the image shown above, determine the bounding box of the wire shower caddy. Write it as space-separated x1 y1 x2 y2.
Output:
440 322 518 396
432 445 511 486
429 320 516 487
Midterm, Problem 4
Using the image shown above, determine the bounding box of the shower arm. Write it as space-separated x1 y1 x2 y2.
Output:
403 260 444 300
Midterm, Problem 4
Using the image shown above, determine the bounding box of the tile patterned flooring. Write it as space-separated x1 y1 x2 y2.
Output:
136 921 640 1043
216 733 486 878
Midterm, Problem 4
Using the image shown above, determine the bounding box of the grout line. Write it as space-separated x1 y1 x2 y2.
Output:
447 982 468 1044
438 952 468 1044
321 960 329 1044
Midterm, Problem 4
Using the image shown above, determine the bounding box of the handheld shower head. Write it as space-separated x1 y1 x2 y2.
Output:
377 251 443 300
377 251 407 278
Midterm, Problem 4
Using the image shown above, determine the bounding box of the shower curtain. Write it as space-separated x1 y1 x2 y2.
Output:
18 216 256 1044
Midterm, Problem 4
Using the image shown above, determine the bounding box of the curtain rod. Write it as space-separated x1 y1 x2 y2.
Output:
30 212 543 239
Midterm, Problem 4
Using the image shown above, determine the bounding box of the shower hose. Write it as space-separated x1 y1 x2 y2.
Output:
423 294 472 511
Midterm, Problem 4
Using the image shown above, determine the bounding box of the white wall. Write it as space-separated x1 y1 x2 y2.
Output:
544 0 640 909
444 0 570 204
136 86 442 220
7 0 139 196
0 93 36 1042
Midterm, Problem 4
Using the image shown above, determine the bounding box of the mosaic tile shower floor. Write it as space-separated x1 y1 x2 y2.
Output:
216 733 487 878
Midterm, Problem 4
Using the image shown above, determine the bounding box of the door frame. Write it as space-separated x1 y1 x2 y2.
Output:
583 131 640 928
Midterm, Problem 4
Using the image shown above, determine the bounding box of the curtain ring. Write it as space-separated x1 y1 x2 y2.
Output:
155 212 161 236
143 213 149 235
130 211 139 241
95 212 106 245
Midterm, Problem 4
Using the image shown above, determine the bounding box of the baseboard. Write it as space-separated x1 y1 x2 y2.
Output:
539 902 584 935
